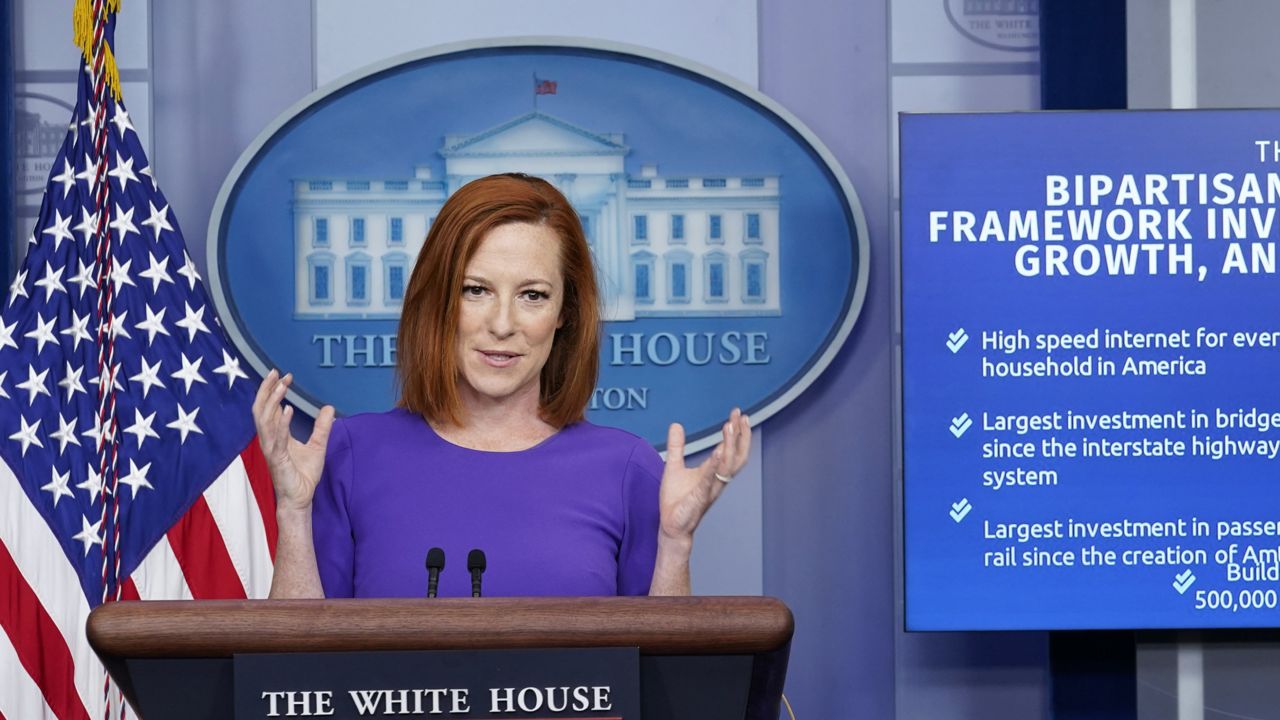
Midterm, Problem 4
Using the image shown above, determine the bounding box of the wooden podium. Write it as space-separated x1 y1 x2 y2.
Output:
87 596 793 720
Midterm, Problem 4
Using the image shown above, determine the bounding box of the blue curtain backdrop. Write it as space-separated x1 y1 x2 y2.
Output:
1040 2 1135 719
1040 0 1127 110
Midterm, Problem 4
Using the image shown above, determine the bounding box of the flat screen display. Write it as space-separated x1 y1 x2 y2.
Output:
901 110 1280 630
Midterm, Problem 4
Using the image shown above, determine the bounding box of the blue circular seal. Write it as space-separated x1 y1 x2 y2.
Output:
208 38 868 453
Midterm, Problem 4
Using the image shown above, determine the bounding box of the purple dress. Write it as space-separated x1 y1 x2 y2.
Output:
311 408 663 598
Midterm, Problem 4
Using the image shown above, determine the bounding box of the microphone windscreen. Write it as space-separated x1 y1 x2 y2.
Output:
467 549 486 572
426 547 446 570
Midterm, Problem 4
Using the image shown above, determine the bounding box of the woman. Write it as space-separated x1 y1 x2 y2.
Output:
254 173 749 598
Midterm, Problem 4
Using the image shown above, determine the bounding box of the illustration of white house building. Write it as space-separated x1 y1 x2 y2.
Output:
292 111 781 321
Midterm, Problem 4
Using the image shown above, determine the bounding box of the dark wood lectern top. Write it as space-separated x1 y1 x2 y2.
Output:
87 595 794 659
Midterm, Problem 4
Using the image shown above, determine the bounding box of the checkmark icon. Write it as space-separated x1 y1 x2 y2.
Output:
1172 568 1196 594
949 413 972 438
950 498 972 523
946 328 969 353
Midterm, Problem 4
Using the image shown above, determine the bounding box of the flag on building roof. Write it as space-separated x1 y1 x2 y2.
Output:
534 76 558 95
0 3 276 718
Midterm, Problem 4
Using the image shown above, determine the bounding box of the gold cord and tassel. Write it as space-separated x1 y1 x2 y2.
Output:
72 0 123 102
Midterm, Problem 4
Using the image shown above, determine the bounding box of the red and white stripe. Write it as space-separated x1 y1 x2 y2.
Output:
0 440 275 720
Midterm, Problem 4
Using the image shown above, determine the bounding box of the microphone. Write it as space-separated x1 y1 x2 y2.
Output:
425 547 445 598
467 549 486 598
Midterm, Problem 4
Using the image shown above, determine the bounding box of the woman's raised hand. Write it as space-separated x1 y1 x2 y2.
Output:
251 370 336 513
658 408 751 544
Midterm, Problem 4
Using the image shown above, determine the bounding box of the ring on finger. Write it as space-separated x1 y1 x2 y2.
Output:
715 472 732 483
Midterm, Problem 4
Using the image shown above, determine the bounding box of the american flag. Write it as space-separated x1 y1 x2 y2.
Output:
534 77 558 95
1 5 276 718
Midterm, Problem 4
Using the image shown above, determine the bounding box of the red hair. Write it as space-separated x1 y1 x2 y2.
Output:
396 173 600 427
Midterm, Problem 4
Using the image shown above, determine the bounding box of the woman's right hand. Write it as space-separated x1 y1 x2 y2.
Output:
252 369 336 513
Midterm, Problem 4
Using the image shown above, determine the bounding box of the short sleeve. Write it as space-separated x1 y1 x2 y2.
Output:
617 441 663 595
312 419 355 598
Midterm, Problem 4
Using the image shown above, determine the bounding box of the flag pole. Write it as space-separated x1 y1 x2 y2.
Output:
1 0 270 716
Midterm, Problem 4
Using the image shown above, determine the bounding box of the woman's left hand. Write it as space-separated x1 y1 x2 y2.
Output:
658 408 751 544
